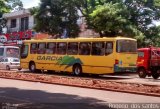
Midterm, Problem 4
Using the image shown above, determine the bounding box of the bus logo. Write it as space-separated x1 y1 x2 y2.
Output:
57 56 83 69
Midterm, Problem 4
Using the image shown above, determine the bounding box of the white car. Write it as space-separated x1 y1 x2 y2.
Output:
0 57 21 70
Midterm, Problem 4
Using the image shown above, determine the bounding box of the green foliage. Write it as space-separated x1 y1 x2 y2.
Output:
77 0 160 47
32 0 80 38
142 25 160 47
57 56 83 69
90 3 141 37
0 0 10 17
7 0 158 47
9 0 23 11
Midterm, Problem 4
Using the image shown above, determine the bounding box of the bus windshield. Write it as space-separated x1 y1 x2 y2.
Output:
6 48 20 58
117 40 137 53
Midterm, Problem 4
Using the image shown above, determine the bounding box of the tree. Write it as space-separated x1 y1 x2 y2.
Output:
9 0 24 11
124 0 160 47
0 0 23 16
142 25 160 47
75 0 160 47
89 3 144 38
32 0 80 38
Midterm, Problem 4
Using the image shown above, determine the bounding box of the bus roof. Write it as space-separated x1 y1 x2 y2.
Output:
23 37 136 43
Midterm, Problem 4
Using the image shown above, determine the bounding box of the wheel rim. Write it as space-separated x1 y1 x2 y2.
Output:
74 67 80 75
31 64 35 71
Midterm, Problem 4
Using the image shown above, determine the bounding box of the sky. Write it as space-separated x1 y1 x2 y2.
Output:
22 0 40 8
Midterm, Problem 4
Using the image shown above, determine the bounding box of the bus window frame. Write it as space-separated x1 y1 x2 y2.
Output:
91 42 105 56
56 42 67 55
79 42 91 55
37 42 46 54
30 43 37 54
116 40 137 53
67 42 78 55
105 42 113 55
46 42 56 54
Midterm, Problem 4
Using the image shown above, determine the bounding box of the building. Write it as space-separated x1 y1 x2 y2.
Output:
0 9 34 44
3 9 34 33
1 8 98 43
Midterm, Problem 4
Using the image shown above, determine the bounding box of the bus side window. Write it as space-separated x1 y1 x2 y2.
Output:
79 42 91 55
57 42 67 55
105 42 113 55
92 42 105 56
46 43 56 54
30 43 37 54
38 43 46 54
67 42 78 55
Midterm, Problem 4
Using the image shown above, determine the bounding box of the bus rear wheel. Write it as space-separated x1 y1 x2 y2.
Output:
138 68 147 78
73 64 82 76
29 62 36 73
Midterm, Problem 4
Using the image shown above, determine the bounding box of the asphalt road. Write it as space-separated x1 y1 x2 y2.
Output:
0 78 160 109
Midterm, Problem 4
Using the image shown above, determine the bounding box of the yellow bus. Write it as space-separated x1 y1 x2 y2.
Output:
20 37 137 75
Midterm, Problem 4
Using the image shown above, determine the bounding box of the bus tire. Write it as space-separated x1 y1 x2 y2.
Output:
73 64 82 76
138 68 147 78
6 65 10 70
29 62 36 73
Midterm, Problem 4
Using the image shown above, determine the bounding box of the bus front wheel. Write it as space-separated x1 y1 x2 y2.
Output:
29 62 36 73
138 68 147 78
73 64 82 76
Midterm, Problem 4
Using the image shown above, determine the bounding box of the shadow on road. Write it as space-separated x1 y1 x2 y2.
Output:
0 87 113 109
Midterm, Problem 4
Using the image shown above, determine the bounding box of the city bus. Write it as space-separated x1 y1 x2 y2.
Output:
20 37 137 75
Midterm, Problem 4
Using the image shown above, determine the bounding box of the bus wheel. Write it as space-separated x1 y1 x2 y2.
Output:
6 65 10 70
152 71 159 79
29 62 36 73
73 64 82 76
138 68 147 78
